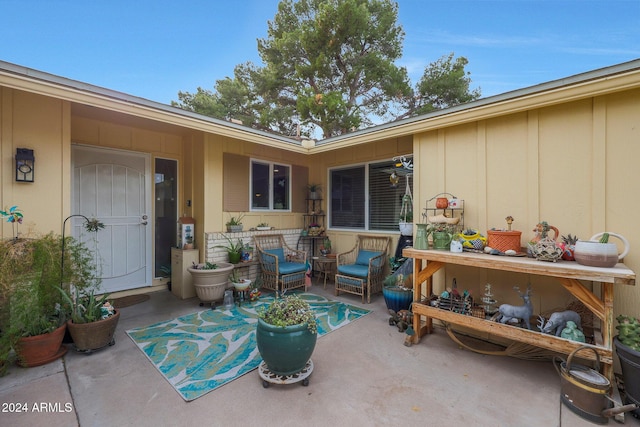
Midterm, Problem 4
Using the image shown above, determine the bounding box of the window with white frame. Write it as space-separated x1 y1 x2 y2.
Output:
251 160 290 210
329 160 412 231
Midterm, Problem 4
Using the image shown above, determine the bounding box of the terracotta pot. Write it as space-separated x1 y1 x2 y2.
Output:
435 197 449 209
15 324 67 367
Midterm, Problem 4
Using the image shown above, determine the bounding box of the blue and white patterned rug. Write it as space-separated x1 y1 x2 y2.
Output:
126 293 371 401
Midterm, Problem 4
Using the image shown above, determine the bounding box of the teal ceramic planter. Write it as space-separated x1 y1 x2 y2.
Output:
382 286 413 313
256 318 317 375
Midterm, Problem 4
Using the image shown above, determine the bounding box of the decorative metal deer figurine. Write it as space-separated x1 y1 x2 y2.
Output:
495 285 533 329
537 310 582 337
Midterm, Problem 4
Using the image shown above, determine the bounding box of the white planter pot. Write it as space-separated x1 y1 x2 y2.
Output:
188 262 234 302
399 222 413 236
231 278 252 291
574 232 630 268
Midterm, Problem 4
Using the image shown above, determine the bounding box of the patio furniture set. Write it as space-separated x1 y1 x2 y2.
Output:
252 233 391 303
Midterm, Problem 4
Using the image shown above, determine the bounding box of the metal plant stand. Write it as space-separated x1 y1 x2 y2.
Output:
258 360 313 388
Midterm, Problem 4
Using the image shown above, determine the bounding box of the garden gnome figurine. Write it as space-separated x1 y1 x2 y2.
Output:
560 321 586 343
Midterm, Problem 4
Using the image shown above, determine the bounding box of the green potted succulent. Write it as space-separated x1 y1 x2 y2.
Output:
614 314 640 417
215 234 245 264
256 222 271 231
256 295 318 376
225 213 245 233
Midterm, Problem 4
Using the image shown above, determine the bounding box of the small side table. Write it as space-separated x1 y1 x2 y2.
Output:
312 256 336 288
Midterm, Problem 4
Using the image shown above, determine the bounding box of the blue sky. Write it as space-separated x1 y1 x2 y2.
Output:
1 0 638 105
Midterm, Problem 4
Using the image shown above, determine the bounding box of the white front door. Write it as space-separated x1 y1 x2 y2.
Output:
72 145 152 293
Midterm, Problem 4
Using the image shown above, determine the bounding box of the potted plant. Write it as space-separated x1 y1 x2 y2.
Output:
0 231 96 368
225 213 245 233
429 223 455 250
574 232 630 268
614 315 640 418
188 261 234 305
216 234 245 264
58 287 119 353
241 243 254 262
486 215 522 253
307 184 322 200
256 295 317 376
229 268 251 292
320 236 332 256
256 222 271 231
399 192 413 236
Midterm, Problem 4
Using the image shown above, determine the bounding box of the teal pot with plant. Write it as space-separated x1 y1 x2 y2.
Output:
256 295 317 375
614 315 640 418
188 262 234 303
382 285 413 313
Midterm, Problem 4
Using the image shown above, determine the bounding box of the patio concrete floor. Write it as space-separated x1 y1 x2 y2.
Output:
1 281 637 427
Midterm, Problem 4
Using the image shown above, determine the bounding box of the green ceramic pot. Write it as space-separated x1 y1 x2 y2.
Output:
228 251 242 264
256 318 317 375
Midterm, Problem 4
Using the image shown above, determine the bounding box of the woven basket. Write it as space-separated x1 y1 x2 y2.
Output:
67 309 120 352
487 230 522 252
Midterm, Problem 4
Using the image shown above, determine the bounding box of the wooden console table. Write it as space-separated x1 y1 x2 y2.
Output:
402 248 636 380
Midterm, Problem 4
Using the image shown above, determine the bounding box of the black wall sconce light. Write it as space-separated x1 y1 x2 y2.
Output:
15 148 35 182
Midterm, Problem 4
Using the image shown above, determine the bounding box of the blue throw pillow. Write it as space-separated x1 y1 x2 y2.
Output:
265 248 285 263
356 250 381 266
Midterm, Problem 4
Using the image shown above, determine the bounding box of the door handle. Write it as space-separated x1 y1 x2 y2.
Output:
141 221 148 226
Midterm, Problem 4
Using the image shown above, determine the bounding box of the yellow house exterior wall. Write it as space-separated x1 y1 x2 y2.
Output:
1 88 69 235
309 135 413 255
1 63 638 326
411 89 640 321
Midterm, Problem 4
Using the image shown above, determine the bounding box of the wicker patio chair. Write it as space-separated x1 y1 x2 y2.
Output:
254 234 308 296
335 234 391 303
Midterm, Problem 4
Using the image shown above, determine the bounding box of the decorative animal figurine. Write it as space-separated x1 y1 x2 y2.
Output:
495 285 533 329
561 321 586 342
388 309 413 332
537 310 582 337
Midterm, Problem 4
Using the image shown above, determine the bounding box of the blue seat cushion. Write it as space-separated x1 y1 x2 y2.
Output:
356 250 382 266
264 248 285 263
279 262 306 275
337 264 369 279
